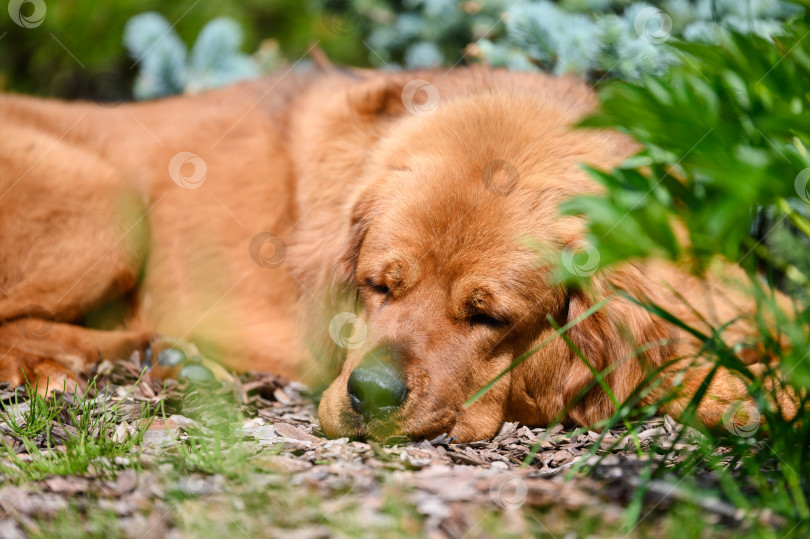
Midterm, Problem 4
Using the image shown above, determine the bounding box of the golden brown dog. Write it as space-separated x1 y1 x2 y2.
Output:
0 67 786 442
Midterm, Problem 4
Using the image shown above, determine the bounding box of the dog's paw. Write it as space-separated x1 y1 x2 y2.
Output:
144 336 234 383
0 349 84 396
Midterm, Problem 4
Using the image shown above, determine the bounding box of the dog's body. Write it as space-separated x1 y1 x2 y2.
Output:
0 68 784 441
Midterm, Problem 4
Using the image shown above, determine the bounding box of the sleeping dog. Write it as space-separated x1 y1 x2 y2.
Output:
0 67 789 441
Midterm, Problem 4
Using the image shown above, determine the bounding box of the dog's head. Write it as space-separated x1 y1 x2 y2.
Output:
307 71 669 442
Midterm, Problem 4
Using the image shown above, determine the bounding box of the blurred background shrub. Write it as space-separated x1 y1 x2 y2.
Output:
342 0 799 78
123 13 263 100
1 1 801 99
0 0 367 99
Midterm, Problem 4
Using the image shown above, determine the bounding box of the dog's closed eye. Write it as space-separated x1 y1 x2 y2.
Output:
469 313 507 329
365 279 390 296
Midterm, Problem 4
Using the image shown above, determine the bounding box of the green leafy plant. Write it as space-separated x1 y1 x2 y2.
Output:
550 1 810 531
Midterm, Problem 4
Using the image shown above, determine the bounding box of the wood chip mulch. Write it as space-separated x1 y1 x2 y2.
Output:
0 359 767 538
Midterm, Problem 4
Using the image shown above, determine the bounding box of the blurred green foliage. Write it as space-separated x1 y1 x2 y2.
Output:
112 0 803 98
318 0 799 79
3 1 803 100
0 0 368 99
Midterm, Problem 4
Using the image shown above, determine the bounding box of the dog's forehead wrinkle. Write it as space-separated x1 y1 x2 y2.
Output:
415 210 516 260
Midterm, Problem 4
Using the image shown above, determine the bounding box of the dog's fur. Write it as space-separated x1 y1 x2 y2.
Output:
0 68 788 441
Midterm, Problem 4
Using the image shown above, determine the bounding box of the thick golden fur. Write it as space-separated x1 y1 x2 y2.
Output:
0 68 785 441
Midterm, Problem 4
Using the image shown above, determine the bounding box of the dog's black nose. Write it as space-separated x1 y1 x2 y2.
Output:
347 359 408 419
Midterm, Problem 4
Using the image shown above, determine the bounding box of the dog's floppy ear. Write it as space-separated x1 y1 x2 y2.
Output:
290 74 418 295
345 76 410 118
561 265 676 426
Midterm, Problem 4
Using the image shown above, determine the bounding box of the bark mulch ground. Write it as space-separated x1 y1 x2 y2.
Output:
0 359 765 538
